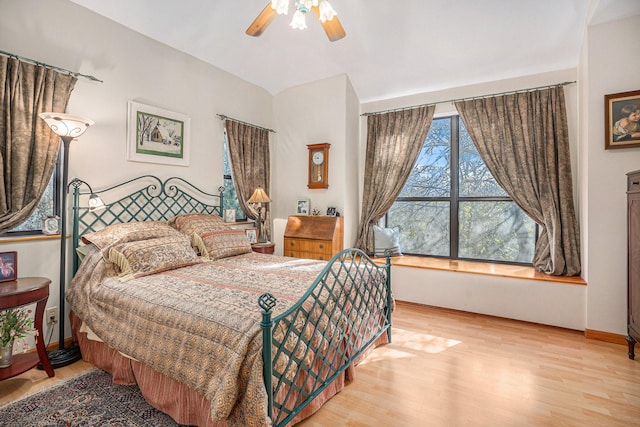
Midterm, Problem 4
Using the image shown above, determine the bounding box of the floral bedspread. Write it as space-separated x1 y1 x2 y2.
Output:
67 247 329 426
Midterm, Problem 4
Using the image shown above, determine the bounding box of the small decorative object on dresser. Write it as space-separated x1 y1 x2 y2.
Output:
326 206 336 216
296 200 310 215
626 169 640 359
223 208 236 223
0 252 17 283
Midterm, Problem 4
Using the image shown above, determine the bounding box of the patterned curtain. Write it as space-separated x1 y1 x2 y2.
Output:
224 120 271 240
355 105 435 254
455 86 581 276
0 57 77 233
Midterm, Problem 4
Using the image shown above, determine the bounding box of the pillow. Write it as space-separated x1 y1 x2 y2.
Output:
82 221 181 259
199 229 252 260
168 213 249 258
76 243 97 262
373 225 402 257
108 234 201 280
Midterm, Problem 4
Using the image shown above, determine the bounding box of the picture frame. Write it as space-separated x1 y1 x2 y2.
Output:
245 228 258 244
0 251 17 282
604 90 640 149
127 101 191 166
223 208 237 223
296 200 310 215
41 215 60 235
326 206 337 217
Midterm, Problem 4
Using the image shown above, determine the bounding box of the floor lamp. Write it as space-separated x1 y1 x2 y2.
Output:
39 112 95 369
247 187 271 243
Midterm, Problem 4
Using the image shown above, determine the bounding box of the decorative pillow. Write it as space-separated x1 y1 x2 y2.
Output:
373 225 402 257
82 221 181 259
168 213 239 256
199 229 252 260
76 243 97 262
108 234 201 280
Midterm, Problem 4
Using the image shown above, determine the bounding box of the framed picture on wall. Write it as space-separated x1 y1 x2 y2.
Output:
0 251 17 282
604 90 640 149
127 101 191 165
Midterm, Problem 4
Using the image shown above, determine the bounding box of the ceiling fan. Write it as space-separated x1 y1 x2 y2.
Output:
246 0 346 42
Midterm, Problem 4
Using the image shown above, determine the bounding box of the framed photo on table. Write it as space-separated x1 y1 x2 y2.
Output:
223 209 236 223
0 251 17 282
605 90 640 149
296 200 310 215
245 228 258 244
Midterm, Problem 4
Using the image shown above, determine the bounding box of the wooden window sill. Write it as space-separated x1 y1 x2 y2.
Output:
0 234 65 243
373 255 586 285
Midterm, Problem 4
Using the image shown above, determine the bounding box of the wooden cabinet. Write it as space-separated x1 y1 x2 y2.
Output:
627 170 640 360
283 215 344 260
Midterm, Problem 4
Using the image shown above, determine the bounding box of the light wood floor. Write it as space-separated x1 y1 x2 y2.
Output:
2 302 639 426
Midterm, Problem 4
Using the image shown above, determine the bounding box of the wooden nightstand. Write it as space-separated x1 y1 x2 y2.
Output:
252 242 275 254
0 277 54 380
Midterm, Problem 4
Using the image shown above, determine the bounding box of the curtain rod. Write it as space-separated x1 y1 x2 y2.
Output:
361 81 576 117
0 49 103 83
217 114 276 133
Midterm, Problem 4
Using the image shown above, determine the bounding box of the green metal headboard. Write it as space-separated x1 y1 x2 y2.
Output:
71 175 224 273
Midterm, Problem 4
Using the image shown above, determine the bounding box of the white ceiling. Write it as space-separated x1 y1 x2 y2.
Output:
69 0 640 103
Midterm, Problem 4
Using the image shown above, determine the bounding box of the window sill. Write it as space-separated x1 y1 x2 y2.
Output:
0 234 65 243
373 255 586 285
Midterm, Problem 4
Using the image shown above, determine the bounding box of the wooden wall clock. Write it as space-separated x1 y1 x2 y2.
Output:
307 143 330 189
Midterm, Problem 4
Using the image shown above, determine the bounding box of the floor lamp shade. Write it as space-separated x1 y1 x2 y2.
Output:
39 112 94 369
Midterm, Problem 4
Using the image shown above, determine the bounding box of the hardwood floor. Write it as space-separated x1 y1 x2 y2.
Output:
2 302 639 426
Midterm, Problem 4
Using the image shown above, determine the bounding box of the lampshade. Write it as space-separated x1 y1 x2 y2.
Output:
38 113 94 139
88 193 105 211
248 187 272 204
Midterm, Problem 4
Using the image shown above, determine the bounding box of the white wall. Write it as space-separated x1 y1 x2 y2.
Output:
271 74 360 253
584 15 640 335
0 0 272 345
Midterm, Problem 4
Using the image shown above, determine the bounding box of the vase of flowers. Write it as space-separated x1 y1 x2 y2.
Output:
0 308 37 368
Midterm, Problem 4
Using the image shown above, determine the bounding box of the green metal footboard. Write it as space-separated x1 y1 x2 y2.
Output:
259 248 392 426
71 175 223 273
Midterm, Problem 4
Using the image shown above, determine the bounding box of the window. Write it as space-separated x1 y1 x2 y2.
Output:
386 115 537 264
6 164 59 235
222 133 245 221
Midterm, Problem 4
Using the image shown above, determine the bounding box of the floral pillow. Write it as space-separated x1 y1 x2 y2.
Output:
108 234 201 280
199 229 252 260
82 221 182 259
168 213 251 259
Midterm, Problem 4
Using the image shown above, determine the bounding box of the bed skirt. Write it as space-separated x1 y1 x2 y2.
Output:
70 312 388 426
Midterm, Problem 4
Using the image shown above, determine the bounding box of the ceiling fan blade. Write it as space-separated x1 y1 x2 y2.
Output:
246 3 277 37
312 5 346 42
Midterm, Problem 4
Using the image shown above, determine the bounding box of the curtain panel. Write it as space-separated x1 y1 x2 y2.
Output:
455 86 581 276
224 120 271 240
0 57 77 233
355 105 435 255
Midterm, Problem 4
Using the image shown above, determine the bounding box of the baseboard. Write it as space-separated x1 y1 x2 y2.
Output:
584 329 628 345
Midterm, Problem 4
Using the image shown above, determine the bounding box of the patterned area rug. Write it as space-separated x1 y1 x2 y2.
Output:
0 368 192 426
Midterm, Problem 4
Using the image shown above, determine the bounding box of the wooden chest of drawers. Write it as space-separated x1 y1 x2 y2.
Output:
283 215 344 260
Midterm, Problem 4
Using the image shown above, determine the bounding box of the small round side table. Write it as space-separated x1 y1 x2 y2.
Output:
251 242 275 254
0 277 54 380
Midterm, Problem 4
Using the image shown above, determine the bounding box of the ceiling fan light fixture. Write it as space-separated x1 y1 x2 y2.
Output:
318 0 337 22
290 9 307 30
271 0 289 15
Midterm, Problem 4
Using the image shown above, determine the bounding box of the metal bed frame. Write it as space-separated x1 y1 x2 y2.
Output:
71 175 392 426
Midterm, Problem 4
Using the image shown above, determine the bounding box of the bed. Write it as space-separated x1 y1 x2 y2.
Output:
65 175 392 427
